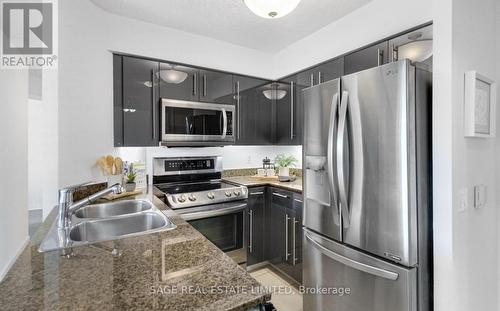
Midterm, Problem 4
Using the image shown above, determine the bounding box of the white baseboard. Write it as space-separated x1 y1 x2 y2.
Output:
0 236 30 282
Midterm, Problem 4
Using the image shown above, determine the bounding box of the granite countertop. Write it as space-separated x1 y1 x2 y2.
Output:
224 176 303 193
0 188 269 310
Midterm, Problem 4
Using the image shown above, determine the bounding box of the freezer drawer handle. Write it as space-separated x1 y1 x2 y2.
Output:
305 231 399 281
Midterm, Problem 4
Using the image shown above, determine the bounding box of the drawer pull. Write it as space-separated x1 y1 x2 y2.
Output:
272 193 288 199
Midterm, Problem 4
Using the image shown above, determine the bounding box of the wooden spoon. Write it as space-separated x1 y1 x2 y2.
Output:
96 156 107 175
105 155 114 175
114 157 123 175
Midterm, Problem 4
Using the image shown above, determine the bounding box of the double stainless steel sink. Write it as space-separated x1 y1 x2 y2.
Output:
39 199 176 253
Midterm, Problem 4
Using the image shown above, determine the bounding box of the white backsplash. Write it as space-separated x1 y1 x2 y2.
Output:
115 145 303 184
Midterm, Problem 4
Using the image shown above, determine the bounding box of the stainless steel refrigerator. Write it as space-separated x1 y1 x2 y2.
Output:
302 59 432 311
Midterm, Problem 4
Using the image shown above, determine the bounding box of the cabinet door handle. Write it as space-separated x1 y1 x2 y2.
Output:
151 69 156 140
392 45 399 62
285 214 290 260
377 49 384 66
250 192 264 195
294 199 303 203
292 217 298 266
272 192 288 199
290 81 294 140
203 75 207 97
248 210 253 253
236 81 240 140
318 71 322 84
193 73 197 96
310 73 314 87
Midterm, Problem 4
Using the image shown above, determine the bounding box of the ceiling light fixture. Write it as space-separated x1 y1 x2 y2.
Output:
263 86 287 100
244 0 301 19
398 39 433 62
159 69 188 84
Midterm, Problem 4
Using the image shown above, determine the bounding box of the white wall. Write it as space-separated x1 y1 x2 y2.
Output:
272 0 433 78
58 0 275 187
433 0 499 310
28 69 58 218
115 145 302 182
497 3 500 309
0 70 29 281
431 0 455 310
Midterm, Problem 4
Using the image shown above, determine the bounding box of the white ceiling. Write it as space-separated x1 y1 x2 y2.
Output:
90 0 372 53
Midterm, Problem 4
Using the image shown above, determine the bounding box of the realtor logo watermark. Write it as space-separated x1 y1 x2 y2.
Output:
1 0 58 68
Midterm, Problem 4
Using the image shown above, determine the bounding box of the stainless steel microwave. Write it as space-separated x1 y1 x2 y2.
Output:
160 98 235 147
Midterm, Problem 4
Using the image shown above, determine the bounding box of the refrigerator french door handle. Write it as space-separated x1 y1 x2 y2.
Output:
304 230 399 281
337 91 350 228
327 93 340 225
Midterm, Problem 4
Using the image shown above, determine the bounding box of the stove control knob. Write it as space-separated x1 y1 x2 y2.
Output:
233 190 241 197
225 191 232 197
207 192 215 199
188 194 197 202
178 195 187 203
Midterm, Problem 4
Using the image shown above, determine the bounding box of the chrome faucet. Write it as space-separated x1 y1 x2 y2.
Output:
58 182 123 228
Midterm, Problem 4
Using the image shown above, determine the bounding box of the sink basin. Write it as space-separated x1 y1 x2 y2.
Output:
74 200 152 219
69 212 172 242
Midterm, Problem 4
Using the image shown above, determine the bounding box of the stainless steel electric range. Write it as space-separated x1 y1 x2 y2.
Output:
153 156 248 265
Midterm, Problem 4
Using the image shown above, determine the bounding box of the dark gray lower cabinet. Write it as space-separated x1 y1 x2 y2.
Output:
263 188 303 284
247 187 266 266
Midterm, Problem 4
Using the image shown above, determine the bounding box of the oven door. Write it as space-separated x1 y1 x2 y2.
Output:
178 201 247 265
161 98 235 146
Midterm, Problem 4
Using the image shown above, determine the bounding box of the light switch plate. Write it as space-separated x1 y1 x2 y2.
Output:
474 184 487 209
458 188 468 213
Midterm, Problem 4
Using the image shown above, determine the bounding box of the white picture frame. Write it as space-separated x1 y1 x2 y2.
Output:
464 71 496 138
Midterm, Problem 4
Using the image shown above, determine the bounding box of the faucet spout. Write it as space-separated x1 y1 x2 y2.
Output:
58 183 123 229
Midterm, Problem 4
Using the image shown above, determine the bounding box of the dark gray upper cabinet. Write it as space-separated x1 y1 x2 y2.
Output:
158 62 198 102
119 56 160 147
199 69 234 104
296 57 344 88
113 55 124 147
315 58 344 85
274 78 300 145
344 41 389 75
234 76 273 145
247 187 266 266
158 65 233 104
275 57 343 145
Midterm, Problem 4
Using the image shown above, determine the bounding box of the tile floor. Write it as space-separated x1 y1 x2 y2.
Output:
250 268 303 311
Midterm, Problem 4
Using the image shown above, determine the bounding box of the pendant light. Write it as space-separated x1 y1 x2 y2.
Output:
159 69 188 84
244 0 301 19
263 84 287 100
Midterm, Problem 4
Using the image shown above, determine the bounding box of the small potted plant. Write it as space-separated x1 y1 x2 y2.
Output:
125 169 137 192
274 154 298 177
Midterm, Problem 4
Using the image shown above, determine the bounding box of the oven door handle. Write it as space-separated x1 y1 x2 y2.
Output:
221 108 227 139
180 202 247 221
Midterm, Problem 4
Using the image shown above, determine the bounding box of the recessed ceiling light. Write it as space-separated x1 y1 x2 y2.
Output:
244 0 301 19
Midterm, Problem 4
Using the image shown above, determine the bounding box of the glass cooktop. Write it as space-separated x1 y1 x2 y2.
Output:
155 181 236 195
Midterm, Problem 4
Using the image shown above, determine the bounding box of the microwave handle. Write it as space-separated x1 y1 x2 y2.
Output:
221 108 227 139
